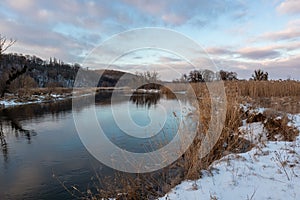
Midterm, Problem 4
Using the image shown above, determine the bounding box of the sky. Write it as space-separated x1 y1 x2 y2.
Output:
0 0 299 80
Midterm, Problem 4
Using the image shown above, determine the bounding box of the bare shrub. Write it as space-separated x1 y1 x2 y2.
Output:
263 114 299 141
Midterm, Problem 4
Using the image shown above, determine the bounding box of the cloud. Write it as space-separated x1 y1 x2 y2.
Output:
0 0 298 81
206 47 233 55
207 46 285 60
0 0 116 30
277 0 300 15
207 55 300 80
0 18 90 62
259 28 300 41
158 56 183 63
237 47 281 60
200 41 300 79
258 54 300 79
0 0 249 63
253 18 300 42
5 0 35 11
122 0 248 26
119 61 195 81
122 0 168 15
162 14 186 25
265 54 300 69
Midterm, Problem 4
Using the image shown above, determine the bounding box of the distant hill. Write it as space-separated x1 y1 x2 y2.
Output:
0 53 137 89
94 69 137 87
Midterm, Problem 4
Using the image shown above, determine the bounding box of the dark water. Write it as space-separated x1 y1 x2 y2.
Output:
0 92 188 200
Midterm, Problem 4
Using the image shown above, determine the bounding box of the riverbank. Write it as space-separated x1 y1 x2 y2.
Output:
159 106 300 200
0 88 74 109
0 87 163 109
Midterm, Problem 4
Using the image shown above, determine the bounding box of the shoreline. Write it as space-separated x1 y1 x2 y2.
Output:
0 87 163 109
0 87 87 109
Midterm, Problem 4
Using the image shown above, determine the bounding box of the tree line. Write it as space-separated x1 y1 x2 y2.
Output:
173 69 269 83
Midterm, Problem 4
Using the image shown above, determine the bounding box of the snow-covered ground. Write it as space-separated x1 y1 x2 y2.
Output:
0 92 95 108
160 113 300 200
131 89 161 93
0 93 67 108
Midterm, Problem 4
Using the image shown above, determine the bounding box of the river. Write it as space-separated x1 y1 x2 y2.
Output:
0 91 193 199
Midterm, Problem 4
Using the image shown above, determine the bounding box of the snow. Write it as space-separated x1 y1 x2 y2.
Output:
159 113 300 200
131 89 161 93
240 103 267 114
239 122 267 145
0 99 40 107
0 94 63 108
174 91 187 94
50 94 61 98
0 92 96 109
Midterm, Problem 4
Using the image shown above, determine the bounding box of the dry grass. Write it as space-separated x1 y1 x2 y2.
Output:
161 83 189 93
183 81 252 173
16 87 73 96
238 80 300 98
263 112 298 141
241 96 300 114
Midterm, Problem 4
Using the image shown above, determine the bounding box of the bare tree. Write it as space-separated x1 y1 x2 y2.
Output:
0 35 29 97
0 34 16 62
132 71 160 89
0 35 16 97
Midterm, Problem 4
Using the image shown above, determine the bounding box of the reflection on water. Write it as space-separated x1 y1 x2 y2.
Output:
0 91 192 200
0 120 35 163
0 124 8 162
0 99 87 200
0 99 75 164
130 92 161 108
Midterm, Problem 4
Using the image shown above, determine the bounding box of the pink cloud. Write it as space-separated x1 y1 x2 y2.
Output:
253 19 300 42
122 0 167 15
277 0 300 15
207 45 285 60
0 18 87 62
260 28 300 41
161 14 186 25
5 0 35 11
122 0 188 25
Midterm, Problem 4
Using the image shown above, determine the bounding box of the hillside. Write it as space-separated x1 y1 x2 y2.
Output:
94 69 137 87
0 53 137 90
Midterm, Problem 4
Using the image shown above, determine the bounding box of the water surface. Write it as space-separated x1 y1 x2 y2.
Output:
0 92 189 199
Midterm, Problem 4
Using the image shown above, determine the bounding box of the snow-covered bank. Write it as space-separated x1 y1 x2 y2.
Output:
0 93 70 108
131 88 160 93
0 88 164 109
0 92 95 109
160 113 300 200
